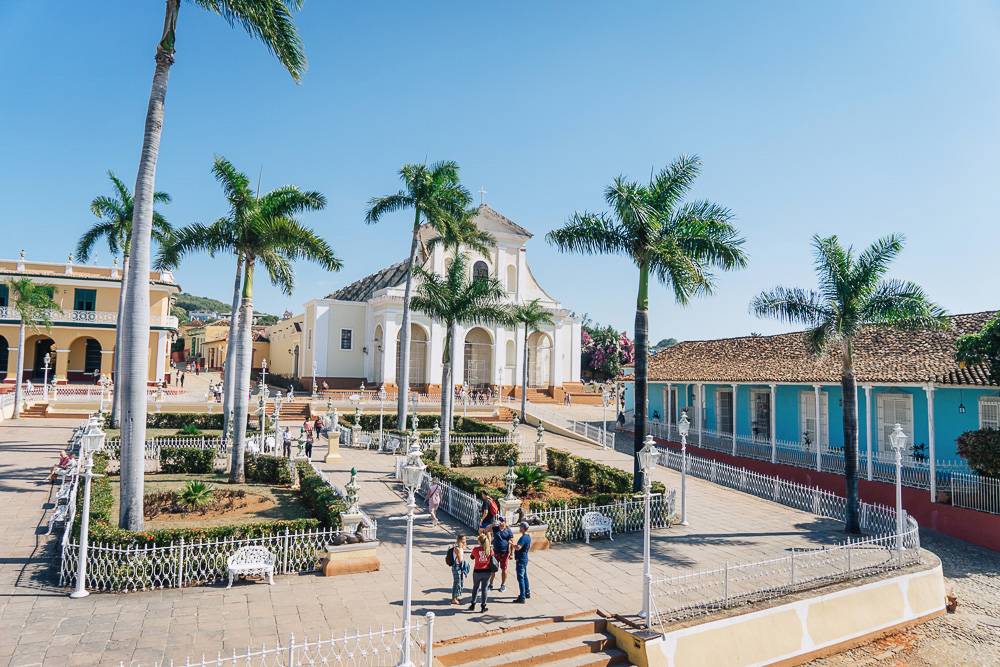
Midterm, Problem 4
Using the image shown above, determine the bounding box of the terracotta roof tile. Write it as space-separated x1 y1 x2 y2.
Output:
646 311 996 386
325 259 410 302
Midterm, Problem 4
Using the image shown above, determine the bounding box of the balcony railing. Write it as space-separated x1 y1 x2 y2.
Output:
0 306 177 329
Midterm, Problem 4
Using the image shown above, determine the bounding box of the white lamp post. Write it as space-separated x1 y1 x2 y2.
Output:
462 388 469 418
601 390 611 449
259 358 268 390
391 440 429 667
311 361 318 399
888 422 907 556
43 352 51 401
350 393 362 428
410 392 418 431
678 412 690 526
71 420 106 599
378 385 387 448
638 434 659 627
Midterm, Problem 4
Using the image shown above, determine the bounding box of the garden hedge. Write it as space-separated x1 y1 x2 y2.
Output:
296 460 346 528
159 447 215 474
342 414 504 435
102 412 262 431
957 428 1000 477
545 448 665 496
245 453 292 485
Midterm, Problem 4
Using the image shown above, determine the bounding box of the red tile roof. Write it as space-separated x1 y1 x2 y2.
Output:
646 311 996 386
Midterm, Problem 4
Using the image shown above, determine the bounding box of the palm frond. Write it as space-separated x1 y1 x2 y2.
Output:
211 156 254 215
750 287 829 327
850 234 904 296
811 235 851 305
257 250 296 295
605 177 654 249
259 216 342 272
365 192 411 224
194 0 307 80
258 186 326 218
546 212 630 258
76 221 119 263
647 154 702 213
860 279 949 330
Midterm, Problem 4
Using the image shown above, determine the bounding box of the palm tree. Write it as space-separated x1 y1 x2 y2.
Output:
7 279 58 418
515 299 554 420
117 0 308 531
365 162 471 428
412 254 515 466
752 234 947 533
161 157 340 484
425 206 498 436
547 155 747 490
77 171 172 428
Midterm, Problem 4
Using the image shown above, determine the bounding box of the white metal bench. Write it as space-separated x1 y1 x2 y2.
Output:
581 511 613 544
47 504 69 534
226 546 275 588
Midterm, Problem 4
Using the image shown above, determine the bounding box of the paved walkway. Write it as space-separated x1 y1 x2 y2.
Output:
0 419 886 666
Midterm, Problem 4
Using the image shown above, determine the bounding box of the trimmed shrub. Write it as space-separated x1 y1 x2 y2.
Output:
159 447 215 474
546 449 574 478
88 518 322 547
245 453 292 485
957 429 1000 477
544 448 664 496
343 414 504 435
296 461 345 528
470 440 519 466
101 412 262 431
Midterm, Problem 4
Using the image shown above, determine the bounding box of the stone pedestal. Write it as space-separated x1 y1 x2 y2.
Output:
324 429 341 462
340 511 364 535
500 498 522 522
527 523 550 551
317 541 380 577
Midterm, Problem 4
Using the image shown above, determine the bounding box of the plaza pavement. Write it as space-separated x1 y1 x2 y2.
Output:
1 417 866 666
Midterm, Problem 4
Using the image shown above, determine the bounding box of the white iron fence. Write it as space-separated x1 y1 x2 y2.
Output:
340 427 534 465
411 467 675 543
627 417 1000 515
650 515 921 626
151 615 433 667
569 419 615 449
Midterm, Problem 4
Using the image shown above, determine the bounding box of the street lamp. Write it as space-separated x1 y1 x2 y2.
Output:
311 361 318 399
678 412 690 526
259 358 268 390
71 419 106 599
601 390 611 449
462 387 469 418
391 439 429 667
888 423 907 556
409 391 418 431
43 352 51 401
378 385 387 448
349 393 361 428
637 434 658 627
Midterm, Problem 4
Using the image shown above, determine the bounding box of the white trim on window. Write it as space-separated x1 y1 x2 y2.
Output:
799 390 829 449
340 328 353 351
981 397 1000 430
876 392 914 451
716 388 734 435
750 388 771 441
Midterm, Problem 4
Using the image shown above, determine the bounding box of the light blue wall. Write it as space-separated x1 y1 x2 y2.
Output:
627 381 999 462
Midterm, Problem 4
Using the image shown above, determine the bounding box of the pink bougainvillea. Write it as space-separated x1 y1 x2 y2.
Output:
581 320 634 380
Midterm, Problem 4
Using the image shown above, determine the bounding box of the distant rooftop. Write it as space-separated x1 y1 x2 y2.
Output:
0 255 177 286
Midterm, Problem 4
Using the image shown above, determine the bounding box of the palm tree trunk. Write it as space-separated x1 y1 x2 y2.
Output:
229 259 255 483
439 323 454 467
119 0 179 531
632 262 650 492
110 253 129 427
397 211 422 426
12 320 25 418
520 323 529 420
221 255 243 433
841 341 861 534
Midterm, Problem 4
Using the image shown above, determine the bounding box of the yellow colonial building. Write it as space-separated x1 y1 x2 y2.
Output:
0 255 179 385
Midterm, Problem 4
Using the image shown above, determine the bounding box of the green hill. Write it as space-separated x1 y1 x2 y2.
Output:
172 292 278 325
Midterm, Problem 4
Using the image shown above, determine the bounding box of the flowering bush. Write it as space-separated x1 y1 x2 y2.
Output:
581 319 634 380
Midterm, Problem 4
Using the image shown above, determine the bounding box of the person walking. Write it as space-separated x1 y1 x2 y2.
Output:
282 426 292 458
448 534 468 605
469 534 494 613
179 372 185 388
304 428 314 460
426 481 443 525
479 490 499 534
513 521 532 603
313 415 323 439
288 383 294 399
489 516 513 592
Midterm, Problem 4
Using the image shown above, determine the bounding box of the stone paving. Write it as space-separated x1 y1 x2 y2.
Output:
0 418 905 666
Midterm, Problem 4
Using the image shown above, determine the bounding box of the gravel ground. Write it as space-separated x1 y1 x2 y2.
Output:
812 529 1000 667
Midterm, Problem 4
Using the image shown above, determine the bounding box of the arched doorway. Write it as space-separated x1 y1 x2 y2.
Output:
29 337 55 381
527 331 551 388
0 335 8 381
472 261 489 282
373 325 384 384
463 327 493 389
69 337 102 382
396 324 428 387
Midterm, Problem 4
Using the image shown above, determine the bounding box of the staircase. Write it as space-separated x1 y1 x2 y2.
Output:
434 612 628 667
19 403 49 418
268 401 311 421
478 406 517 423
525 388 558 404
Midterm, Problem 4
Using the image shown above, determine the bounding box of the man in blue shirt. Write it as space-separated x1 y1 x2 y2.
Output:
490 516 514 592
513 521 532 603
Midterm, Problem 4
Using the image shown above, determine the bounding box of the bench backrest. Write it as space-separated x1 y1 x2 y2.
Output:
228 545 275 566
581 512 610 528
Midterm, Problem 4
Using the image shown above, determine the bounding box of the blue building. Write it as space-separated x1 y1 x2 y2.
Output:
624 312 998 489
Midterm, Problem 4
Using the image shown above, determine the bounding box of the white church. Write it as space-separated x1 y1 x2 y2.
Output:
272 205 582 398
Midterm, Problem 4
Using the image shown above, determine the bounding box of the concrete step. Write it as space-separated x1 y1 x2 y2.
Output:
471 632 618 667
434 612 607 666
546 648 630 667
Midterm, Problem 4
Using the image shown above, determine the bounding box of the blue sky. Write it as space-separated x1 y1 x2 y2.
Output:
1 1 998 342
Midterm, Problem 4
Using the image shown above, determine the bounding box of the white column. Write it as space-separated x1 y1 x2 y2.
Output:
926 384 936 501
154 331 167 383
864 385 873 481
731 383 738 455
814 384 822 471
698 383 704 447
665 382 672 433
769 383 777 463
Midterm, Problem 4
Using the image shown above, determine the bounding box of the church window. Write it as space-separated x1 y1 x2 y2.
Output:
340 329 353 350
473 261 489 282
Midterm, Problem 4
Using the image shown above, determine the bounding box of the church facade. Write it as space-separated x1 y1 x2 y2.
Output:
290 205 582 395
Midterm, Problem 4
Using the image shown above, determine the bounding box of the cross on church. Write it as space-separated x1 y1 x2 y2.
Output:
478 186 487 205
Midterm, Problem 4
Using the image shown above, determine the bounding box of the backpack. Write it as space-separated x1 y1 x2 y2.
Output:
487 497 499 518
445 547 455 567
